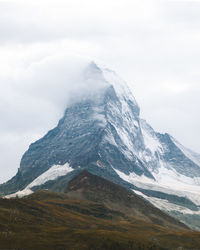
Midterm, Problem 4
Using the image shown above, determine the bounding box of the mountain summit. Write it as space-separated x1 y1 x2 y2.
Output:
1 62 200 230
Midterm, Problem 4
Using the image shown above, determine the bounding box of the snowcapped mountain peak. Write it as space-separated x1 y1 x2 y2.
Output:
82 62 139 113
2 62 200 230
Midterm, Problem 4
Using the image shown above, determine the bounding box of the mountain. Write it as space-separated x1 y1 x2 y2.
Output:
1 173 200 250
1 62 200 230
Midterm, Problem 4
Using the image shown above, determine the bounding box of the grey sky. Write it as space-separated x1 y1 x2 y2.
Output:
1 0 200 183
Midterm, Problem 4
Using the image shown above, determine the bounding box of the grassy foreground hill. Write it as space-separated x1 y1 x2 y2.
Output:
0 171 200 249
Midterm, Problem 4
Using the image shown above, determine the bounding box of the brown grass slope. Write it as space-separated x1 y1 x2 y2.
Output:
65 170 188 231
0 171 199 249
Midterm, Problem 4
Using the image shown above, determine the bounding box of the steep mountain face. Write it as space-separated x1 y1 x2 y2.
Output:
1 62 200 230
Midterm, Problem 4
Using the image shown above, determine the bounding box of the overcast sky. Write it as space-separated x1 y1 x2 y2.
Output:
1 0 200 183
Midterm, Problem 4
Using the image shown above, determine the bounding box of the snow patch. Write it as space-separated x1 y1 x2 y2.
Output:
141 125 163 154
5 188 33 199
133 190 200 215
154 161 200 191
171 136 200 168
96 160 105 168
27 163 73 188
114 168 154 184
5 163 74 198
103 131 118 147
113 164 200 206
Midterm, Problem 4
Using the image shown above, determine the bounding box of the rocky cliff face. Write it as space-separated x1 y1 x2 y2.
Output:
2 62 200 230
